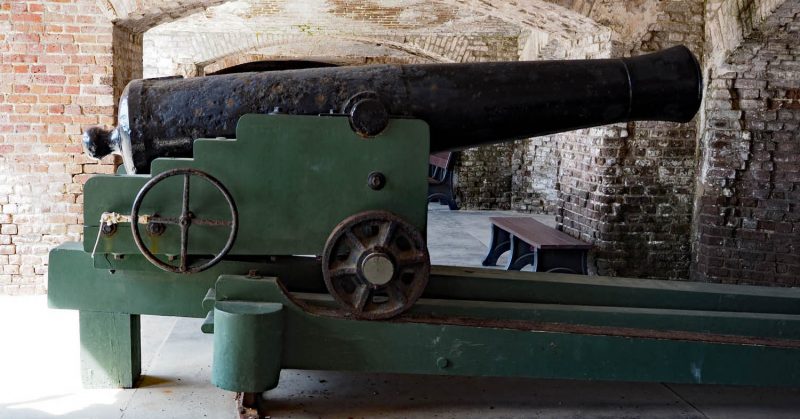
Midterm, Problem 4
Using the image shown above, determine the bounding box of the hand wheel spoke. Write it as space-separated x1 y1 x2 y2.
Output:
181 173 191 218
179 224 189 272
178 173 191 273
193 218 234 226
147 216 179 225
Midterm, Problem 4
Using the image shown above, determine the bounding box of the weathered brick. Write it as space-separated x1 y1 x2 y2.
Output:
694 0 800 286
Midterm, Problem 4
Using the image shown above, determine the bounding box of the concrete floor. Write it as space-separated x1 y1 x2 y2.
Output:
1 205 799 418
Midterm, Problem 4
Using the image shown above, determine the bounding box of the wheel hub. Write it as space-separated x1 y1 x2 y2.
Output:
359 252 395 286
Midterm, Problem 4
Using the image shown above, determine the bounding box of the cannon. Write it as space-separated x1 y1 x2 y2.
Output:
84 45 701 174
75 46 703 320
48 45 800 415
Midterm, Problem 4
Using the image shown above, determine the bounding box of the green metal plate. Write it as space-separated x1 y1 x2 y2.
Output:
48 242 315 318
83 114 429 257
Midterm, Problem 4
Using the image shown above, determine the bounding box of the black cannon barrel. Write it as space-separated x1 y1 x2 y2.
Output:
85 45 702 174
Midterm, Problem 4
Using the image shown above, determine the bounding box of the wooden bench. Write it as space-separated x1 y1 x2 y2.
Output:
481 217 591 273
427 152 459 210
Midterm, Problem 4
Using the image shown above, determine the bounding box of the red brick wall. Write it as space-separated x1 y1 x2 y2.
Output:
0 0 115 294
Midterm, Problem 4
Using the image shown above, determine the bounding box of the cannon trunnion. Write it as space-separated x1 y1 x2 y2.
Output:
48 46 800 410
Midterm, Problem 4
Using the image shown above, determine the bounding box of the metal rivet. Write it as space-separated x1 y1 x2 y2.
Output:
436 357 449 369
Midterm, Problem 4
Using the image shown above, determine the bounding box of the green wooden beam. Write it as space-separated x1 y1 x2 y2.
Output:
212 276 800 390
79 311 141 388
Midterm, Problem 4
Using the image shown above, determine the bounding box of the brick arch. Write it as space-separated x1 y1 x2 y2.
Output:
104 0 616 98
705 0 788 68
100 0 231 26
103 0 606 41
107 0 610 102
144 28 527 78
440 0 603 38
95 0 118 21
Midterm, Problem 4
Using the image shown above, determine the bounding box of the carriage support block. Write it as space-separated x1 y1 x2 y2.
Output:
211 301 284 393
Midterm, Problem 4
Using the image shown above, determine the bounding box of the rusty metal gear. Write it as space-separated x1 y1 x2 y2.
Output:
321 210 430 320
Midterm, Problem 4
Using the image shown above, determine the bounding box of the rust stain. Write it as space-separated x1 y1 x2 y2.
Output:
392 314 800 349
285 288 800 349
315 93 326 107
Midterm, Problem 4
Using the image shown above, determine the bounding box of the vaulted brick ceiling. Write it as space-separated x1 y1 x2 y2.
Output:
101 0 678 61
104 0 601 37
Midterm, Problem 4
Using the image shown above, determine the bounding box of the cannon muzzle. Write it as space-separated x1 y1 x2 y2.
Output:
85 45 702 174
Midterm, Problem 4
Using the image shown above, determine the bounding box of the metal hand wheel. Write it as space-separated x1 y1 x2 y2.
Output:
322 210 430 320
130 168 238 274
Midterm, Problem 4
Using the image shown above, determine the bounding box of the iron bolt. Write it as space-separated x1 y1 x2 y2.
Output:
367 172 386 190
147 221 166 236
100 222 117 236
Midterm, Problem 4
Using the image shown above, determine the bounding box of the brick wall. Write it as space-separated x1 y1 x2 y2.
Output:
512 30 612 215
111 25 142 103
585 0 704 279
513 0 704 279
0 0 115 294
694 0 800 285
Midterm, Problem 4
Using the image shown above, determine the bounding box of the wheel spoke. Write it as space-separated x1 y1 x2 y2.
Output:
344 230 366 252
396 251 427 269
378 221 397 248
352 284 371 312
386 282 407 306
329 266 357 278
